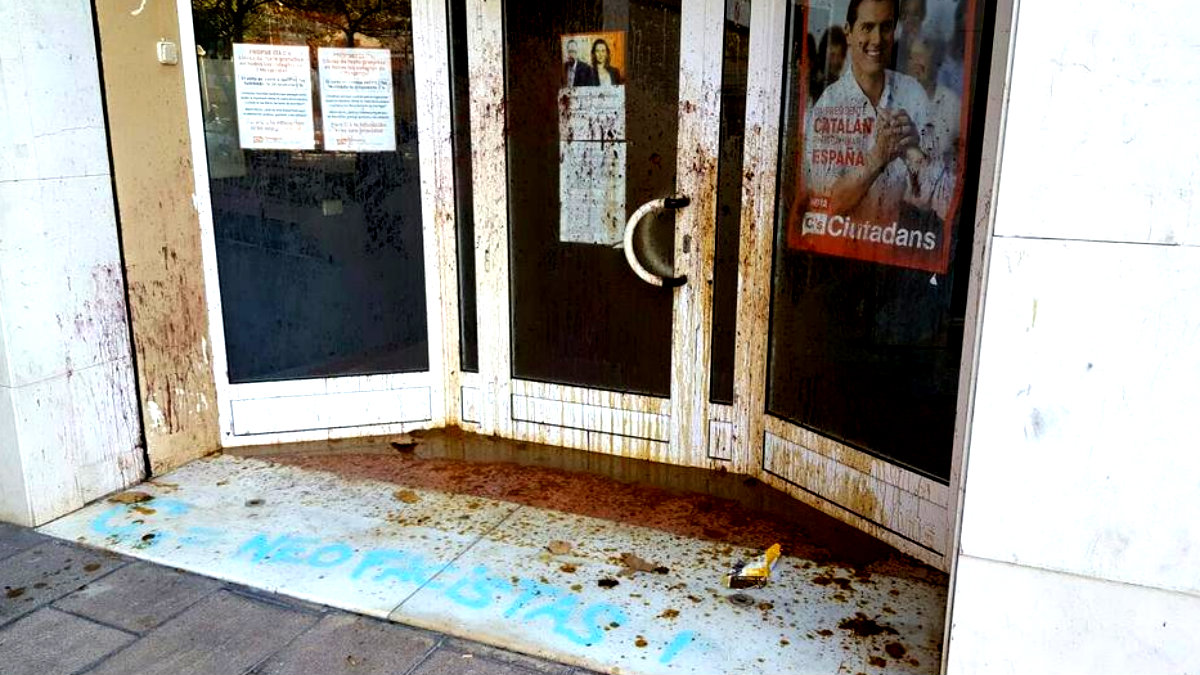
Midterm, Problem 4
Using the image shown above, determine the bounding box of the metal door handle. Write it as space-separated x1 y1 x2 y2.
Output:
622 195 690 288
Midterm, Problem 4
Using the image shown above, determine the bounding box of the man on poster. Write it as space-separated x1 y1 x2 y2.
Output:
804 0 953 252
563 39 596 87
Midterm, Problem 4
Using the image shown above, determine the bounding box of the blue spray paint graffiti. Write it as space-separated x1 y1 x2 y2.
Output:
89 502 702 664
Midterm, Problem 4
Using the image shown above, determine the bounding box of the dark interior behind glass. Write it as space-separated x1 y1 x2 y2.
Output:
193 0 428 383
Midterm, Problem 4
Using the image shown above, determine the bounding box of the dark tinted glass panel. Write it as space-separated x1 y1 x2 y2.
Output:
193 1 427 383
505 0 681 396
709 1 752 404
447 0 479 372
767 0 989 480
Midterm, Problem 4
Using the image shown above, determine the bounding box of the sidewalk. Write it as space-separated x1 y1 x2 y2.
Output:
0 522 597 675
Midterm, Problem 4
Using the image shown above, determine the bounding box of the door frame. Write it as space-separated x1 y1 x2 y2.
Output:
731 0 1001 571
175 0 466 446
464 0 736 470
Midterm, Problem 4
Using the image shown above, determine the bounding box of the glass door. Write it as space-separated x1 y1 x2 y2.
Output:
178 0 463 443
735 0 991 568
466 0 732 466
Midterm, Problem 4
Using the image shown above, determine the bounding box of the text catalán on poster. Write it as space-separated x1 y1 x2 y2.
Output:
232 44 314 150
318 48 396 152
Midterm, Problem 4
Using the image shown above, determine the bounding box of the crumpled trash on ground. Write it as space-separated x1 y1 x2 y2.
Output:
722 543 781 589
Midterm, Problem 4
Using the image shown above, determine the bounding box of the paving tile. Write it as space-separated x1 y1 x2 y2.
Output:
0 607 134 675
414 648 548 675
53 560 222 633
442 637 577 675
86 590 319 675
0 541 121 624
253 613 437 675
0 523 52 562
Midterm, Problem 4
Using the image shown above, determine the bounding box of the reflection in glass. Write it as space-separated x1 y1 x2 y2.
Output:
709 0 752 405
447 0 479 372
766 0 986 480
192 0 428 383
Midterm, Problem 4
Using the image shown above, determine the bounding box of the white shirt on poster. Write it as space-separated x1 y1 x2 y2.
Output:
805 65 953 224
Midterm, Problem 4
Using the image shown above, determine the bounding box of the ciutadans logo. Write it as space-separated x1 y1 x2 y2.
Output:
802 211 827 235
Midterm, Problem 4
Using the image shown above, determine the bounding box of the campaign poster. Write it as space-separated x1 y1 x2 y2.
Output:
787 0 979 274
232 44 315 150
318 48 396 152
558 31 627 246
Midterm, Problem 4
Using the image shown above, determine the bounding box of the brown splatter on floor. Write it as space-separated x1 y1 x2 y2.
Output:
885 641 907 658
5 587 25 599
559 564 577 574
597 578 619 589
253 428 946 578
393 490 421 504
869 656 887 667
838 613 899 638
83 563 102 572
634 636 648 648
107 492 154 504
816 629 834 637
659 609 679 619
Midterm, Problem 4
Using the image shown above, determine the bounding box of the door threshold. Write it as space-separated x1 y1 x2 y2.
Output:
39 433 946 674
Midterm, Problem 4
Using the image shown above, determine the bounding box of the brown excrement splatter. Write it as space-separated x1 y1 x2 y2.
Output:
390 440 417 453
837 613 899 638
570 584 582 592
393 490 421 504
757 602 774 612
885 642 907 659
816 629 834 637
108 492 154 504
634 636 648 648
618 552 656 575
131 506 156 515
84 563 102 572
597 578 619 589
559 564 577 574
257 429 945 575
5 587 25 599
780 639 790 646
659 609 679 619
869 656 887 667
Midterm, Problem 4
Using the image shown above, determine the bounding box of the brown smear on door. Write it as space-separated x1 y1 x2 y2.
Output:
246 428 944 579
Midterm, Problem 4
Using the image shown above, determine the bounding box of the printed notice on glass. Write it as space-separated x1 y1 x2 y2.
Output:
558 31 627 245
232 44 314 150
318 48 395 152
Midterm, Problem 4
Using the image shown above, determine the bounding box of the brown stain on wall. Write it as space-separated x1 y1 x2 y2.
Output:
94 1 220 473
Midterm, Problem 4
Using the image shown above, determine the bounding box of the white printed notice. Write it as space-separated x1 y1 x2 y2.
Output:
232 43 314 150
318 48 396 152
558 31 627 245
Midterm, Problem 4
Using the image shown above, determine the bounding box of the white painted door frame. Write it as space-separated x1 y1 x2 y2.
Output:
465 0 737 470
177 0 466 446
